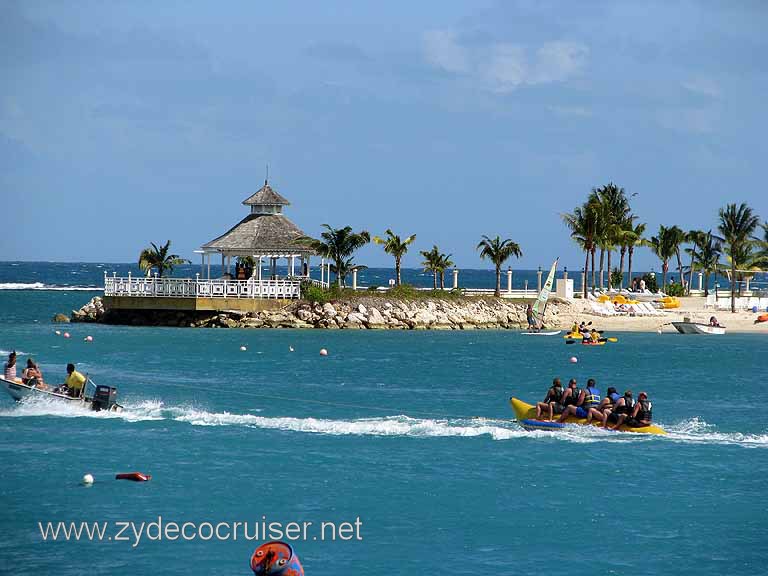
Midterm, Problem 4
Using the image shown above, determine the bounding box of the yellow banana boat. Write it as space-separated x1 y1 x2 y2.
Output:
509 397 666 435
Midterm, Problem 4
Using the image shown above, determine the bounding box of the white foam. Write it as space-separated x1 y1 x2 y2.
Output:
172 410 526 439
0 282 100 291
662 417 768 448
2 399 765 446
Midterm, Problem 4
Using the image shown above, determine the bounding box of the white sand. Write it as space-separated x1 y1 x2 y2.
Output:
557 296 768 334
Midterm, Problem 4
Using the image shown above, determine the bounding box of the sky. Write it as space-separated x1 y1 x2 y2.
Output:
2 0 767 270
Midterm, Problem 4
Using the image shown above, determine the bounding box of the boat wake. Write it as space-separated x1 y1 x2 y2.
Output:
0 282 101 291
2 399 766 447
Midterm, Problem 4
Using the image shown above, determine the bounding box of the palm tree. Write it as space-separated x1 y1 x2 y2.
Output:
625 222 646 290
562 197 601 297
421 246 454 290
697 231 722 297
648 226 677 290
420 246 441 289
437 252 454 289
750 222 768 269
297 224 370 287
373 229 416 286
666 225 686 287
476 235 523 296
596 183 631 290
718 203 760 312
616 214 636 288
684 230 706 294
138 240 189 278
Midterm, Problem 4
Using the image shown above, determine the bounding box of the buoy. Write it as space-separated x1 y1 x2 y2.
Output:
251 541 303 576
569 356 578 363
657 328 663 334
63 332 71 338
289 346 294 352
82 473 94 485
115 472 151 482
240 346 247 351
54 330 61 336
319 348 328 356
84 335 93 342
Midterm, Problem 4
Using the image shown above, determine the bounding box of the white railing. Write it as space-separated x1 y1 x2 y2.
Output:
104 274 301 299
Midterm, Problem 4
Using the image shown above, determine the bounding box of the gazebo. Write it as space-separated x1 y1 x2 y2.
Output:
199 179 315 282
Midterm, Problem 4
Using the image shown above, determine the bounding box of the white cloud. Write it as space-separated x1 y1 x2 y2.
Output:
422 30 469 74
422 30 588 93
681 77 722 98
547 105 592 117
531 42 589 84
483 44 527 92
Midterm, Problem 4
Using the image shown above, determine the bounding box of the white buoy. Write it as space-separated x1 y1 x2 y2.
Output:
85 335 93 342
569 356 578 363
82 473 94 485
63 332 71 339
319 348 328 356
657 328 663 334
240 345 247 351
54 330 61 335
289 346 294 352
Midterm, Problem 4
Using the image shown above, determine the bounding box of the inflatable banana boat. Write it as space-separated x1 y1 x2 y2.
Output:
509 397 666 435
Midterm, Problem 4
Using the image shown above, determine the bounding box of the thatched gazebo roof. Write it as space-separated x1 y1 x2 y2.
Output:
242 182 290 207
201 213 312 256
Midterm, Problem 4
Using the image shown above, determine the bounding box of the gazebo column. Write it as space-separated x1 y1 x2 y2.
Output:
320 258 325 286
290 255 295 278
206 253 211 280
221 253 225 277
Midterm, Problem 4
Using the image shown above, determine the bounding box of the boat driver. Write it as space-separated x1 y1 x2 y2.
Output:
63 363 87 398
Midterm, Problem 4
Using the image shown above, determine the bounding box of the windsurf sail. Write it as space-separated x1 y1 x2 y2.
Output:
532 258 558 328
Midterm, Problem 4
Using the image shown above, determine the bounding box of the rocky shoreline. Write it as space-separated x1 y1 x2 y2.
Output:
66 296 569 330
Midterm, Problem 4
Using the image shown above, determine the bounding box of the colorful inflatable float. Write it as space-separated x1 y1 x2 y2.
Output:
509 397 666 435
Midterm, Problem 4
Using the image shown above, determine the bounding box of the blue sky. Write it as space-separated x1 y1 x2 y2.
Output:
2 0 767 270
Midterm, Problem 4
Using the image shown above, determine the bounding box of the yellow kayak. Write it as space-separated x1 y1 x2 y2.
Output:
509 397 666 435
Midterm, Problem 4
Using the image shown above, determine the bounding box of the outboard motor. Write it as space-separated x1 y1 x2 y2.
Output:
91 385 119 412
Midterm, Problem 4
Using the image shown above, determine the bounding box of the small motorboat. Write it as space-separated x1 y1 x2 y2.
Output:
509 397 666 435
1 377 123 412
671 321 726 335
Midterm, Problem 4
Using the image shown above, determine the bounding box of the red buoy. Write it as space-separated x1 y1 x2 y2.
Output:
115 472 151 482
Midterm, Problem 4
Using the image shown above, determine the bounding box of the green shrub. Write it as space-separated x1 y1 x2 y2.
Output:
666 283 685 297
610 268 623 289
301 282 330 304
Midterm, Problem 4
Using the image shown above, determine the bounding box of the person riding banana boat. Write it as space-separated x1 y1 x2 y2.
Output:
609 391 653 430
586 386 619 426
557 378 601 422
535 378 566 421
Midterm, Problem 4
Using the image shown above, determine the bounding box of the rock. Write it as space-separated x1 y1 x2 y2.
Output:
366 307 386 326
346 312 365 324
52 313 70 323
297 309 314 322
322 303 337 318
357 303 367 314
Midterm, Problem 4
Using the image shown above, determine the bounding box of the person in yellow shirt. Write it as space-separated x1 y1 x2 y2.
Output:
590 328 601 343
63 363 86 398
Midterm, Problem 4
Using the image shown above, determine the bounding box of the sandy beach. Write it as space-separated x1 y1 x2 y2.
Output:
561 296 768 334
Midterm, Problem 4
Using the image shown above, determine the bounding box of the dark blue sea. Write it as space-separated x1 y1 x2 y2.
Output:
1 262 766 575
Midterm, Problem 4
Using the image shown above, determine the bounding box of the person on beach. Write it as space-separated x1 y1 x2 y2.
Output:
640 278 646 292
62 363 86 398
536 378 565 421
22 358 46 389
587 386 619 426
4 351 22 383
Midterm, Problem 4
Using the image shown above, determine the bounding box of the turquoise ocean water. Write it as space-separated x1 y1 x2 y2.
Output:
1 263 767 575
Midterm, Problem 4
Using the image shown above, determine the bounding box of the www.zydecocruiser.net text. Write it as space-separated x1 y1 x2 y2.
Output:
38 516 364 548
